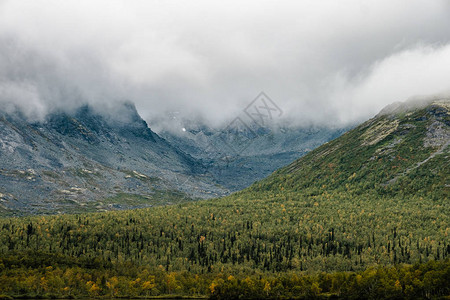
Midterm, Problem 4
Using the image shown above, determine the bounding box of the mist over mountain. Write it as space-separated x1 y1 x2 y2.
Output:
0 101 227 216
155 112 349 191
0 97 352 215
1 1 450 128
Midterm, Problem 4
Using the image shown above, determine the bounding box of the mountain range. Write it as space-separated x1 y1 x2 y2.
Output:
156 116 348 191
0 102 226 215
0 101 345 215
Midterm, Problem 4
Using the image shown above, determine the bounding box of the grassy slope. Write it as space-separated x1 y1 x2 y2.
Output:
256 100 449 199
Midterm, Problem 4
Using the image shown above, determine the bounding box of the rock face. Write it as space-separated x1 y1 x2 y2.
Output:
157 118 348 191
0 99 350 216
0 102 227 216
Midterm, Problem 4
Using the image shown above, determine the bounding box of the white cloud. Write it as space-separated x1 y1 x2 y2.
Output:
322 43 450 125
0 0 449 126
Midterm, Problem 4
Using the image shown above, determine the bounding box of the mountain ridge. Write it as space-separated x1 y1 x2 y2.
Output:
0 102 227 216
156 115 349 191
248 98 449 199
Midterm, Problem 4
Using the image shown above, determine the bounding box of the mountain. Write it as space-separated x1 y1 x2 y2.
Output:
0 102 227 216
254 97 449 198
0 98 448 299
156 116 348 191
0 99 349 216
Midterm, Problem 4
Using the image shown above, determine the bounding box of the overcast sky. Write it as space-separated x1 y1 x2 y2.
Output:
1 0 450 128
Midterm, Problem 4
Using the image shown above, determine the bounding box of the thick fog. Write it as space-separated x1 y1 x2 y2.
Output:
1 0 450 127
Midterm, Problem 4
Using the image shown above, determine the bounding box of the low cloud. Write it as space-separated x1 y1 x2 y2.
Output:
1 0 450 127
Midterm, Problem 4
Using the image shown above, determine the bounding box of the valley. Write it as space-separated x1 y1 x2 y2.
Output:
0 98 448 299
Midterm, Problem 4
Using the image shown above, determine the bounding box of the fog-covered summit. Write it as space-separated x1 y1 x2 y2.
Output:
0 102 227 215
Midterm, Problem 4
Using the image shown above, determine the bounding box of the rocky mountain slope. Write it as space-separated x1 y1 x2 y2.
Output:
0 100 349 216
157 117 348 191
0 102 227 216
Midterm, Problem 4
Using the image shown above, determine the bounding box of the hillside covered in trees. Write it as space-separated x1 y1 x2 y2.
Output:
0 99 449 299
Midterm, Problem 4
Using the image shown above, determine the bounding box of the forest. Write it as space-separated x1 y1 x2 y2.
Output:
0 251 448 299
0 185 448 298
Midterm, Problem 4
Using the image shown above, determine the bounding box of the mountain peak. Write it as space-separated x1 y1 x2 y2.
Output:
0 101 226 216
42 101 158 143
377 96 450 117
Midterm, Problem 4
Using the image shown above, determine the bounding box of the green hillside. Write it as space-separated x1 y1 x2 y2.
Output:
0 99 449 299
256 98 449 199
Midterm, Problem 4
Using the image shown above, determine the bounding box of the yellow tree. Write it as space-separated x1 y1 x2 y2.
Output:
142 276 156 297
106 276 119 297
